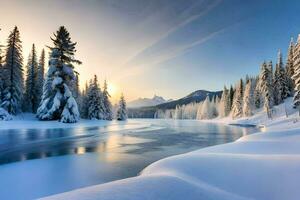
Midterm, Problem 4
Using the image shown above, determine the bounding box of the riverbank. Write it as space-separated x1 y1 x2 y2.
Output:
42 98 300 200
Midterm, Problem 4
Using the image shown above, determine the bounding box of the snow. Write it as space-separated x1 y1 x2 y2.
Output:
41 97 300 200
127 95 168 108
0 108 12 121
0 113 126 130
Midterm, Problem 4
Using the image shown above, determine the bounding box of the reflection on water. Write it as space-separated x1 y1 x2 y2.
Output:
0 119 262 200
0 119 260 165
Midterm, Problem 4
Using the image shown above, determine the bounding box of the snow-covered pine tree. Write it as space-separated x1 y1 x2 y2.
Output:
219 86 229 117
243 80 254 117
254 75 261 108
87 75 105 120
36 49 45 106
286 38 295 95
274 50 289 105
260 61 274 118
292 41 300 114
102 80 113 120
37 26 82 123
23 44 39 113
0 43 4 105
231 80 243 119
80 81 89 119
174 104 182 119
116 93 127 120
228 85 234 110
199 95 213 119
1 26 24 115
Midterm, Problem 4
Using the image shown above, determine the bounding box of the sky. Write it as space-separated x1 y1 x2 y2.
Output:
1 0 300 102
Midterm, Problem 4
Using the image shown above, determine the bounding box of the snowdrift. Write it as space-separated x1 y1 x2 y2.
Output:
42 125 300 200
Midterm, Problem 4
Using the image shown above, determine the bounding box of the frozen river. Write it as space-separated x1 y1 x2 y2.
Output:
0 119 260 199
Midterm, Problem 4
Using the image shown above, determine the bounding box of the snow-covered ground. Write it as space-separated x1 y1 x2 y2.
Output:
0 113 147 130
42 98 300 200
212 97 300 131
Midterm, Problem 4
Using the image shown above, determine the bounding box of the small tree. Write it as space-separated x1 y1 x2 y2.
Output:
231 80 243 119
36 49 45 106
243 80 254 117
220 86 229 117
286 38 295 95
116 93 127 120
23 44 39 113
102 80 113 120
87 75 105 120
274 50 289 105
80 81 89 119
260 61 273 119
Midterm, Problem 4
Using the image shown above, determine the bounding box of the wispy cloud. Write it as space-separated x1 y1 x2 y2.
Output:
124 0 223 66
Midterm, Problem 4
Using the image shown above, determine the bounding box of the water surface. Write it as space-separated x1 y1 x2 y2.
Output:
0 119 260 199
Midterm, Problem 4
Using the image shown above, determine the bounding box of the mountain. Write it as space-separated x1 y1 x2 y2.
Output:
128 90 222 118
127 95 170 108
156 90 222 110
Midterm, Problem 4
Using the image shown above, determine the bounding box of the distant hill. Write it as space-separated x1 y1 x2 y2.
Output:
156 90 222 110
128 90 222 118
127 95 171 108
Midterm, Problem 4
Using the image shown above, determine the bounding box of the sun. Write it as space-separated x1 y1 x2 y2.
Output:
107 82 117 97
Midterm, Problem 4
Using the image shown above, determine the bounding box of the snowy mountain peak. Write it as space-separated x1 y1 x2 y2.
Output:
128 95 168 108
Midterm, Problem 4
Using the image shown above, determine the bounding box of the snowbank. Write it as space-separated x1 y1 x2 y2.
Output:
42 105 300 200
0 108 12 121
0 113 143 130
210 97 300 131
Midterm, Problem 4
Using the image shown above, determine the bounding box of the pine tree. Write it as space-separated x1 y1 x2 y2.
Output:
23 44 39 112
199 95 213 119
87 75 105 120
220 86 230 117
37 26 82 123
228 85 234 110
231 80 243 119
102 80 113 120
0 42 4 106
260 61 273 118
80 81 89 119
292 41 300 114
286 38 294 95
74 73 80 100
274 50 289 105
254 75 261 108
36 49 45 106
1 26 24 115
243 80 254 117
116 93 127 120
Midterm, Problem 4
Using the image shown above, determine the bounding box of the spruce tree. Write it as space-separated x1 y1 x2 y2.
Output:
23 44 39 112
1 26 24 115
0 42 4 105
87 75 105 120
292 42 300 114
260 61 273 118
274 50 289 105
254 75 261 108
37 26 82 123
228 85 234 110
116 93 127 120
102 80 113 120
36 49 45 106
220 86 230 117
243 80 254 117
80 81 89 119
286 38 295 95
231 80 243 119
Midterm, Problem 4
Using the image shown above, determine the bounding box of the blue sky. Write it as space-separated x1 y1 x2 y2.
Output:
1 0 300 101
